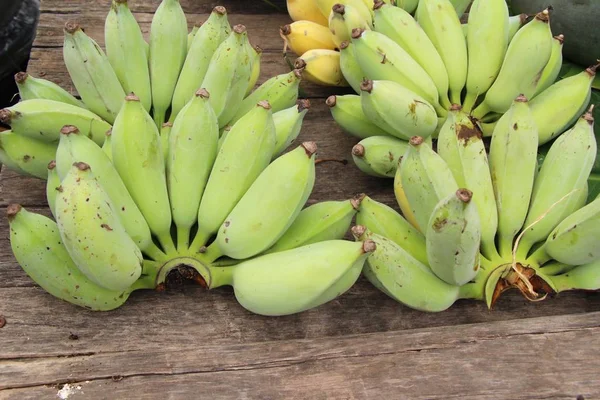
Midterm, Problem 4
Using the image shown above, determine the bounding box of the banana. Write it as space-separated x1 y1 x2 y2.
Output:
508 14 528 42
472 10 553 118
160 122 172 164
355 195 428 265
543 193 600 266
265 196 360 253
355 227 464 312
351 135 409 178
338 41 363 93
329 3 371 48
7 205 134 311
437 106 498 260
550 259 600 292
462 0 509 112
530 66 596 145
46 161 60 217
55 125 153 252
170 6 231 121
246 45 262 96
351 29 442 111
533 34 564 97
294 49 348 86
273 99 310 157
167 89 219 250
102 129 112 161
0 130 57 179
187 23 200 52
315 0 372 23
192 101 276 251
415 0 468 105
372 1 451 109
488 95 538 259
396 135 459 232
287 0 329 26
280 20 337 56
230 69 302 125
205 142 316 261
396 0 419 13
518 108 597 258
105 0 152 112
0 99 110 144
63 22 125 124
449 0 471 16
111 94 174 253
360 80 438 140
201 25 255 128
230 240 374 316
426 189 482 286
149 0 188 127
326 94 390 139
55 162 143 291
14 72 85 108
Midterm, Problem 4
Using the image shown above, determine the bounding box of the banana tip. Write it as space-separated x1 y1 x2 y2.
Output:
456 188 473 203
301 141 317 157
233 24 246 34
362 240 376 254
293 68 303 79
360 79 373 93
339 41 350 50
73 161 91 171
449 104 462 111
409 136 424 146
332 3 345 14
351 225 366 239
280 24 291 36
257 100 271 110
350 193 366 210
196 88 210 99
554 34 565 43
61 125 80 135
298 99 311 112
352 144 365 158
6 204 22 220
325 95 337 108
373 0 385 10
64 21 81 34
125 93 140 102
213 5 226 15
293 59 307 70
47 160 56 170
583 105 595 124
351 28 364 39
14 72 28 84
105 128 112 137
0 109 12 124
515 94 528 103
536 9 550 22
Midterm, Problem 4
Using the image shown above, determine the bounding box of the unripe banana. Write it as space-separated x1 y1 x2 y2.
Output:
273 99 310 157
167 89 219 250
246 45 262 96
192 101 276 251
315 0 372 23
488 96 538 258
149 0 188 127
105 0 152 112
393 167 420 230
206 142 316 260
449 0 471 16
7 205 133 311
294 49 348 87
0 130 57 179
472 10 553 118
356 196 428 265
55 125 153 251
63 22 125 124
533 34 564 97
187 23 200 52
530 66 595 145
415 0 468 105
338 41 363 93
329 4 371 48
280 20 337 56
111 94 174 253
14 72 85 108
508 14 528 42
351 135 409 178
462 0 509 112
355 228 463 312
46 161 60 217
55 162 142 291
396 0 418 13
396 135 459 232
231 240 374 316
160 122 172 164
287 0 329 26
426 189 482 286
550 259 600 292
372 1 451 109
230 69 302 125
0 99 110 144
326 94 390 139
351 29 442 111
102 129 113 161
266 196 360 254
170 6 231 121
360 80 438 140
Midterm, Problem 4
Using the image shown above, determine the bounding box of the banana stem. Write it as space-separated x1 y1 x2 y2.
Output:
207 265 235 289
198 242 224 264
449 90 462 107
458 282 483 300
143 241 167 261
498 235 515 262
547 274 570 293
462 92 477 114
188 228 211 254
153 108 166 129
433 102 448 117
130 273 158 291
481 240 501 263
157 232 177 256
176 225 191 252
471 101 490 120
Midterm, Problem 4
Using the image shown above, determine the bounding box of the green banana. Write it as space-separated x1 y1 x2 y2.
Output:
102 129 112 161
533 34 564 97
338 41 363 94
397 0 419 13
170 6 231 120
415 0 468 105
360 80 438 141
508 14 528 43
55 162 142 291
7 205 134 311
231 240 374 316
167 88 219 250
472 10 553 118
246 45 262 96
272 99 310 157
329 3 371 48
351 135 409 178
46 161 60 217
372 1 451 109
160 122 172 164
63 22 125 124
326 94 390 139
55 125 153 252
105 0 152 112
550 259 600 292
0 130 57 179
426 189 482 286
0 99 110 144
356 196 428 265
149 0 188 127
187 23 200 52
14 72 85 108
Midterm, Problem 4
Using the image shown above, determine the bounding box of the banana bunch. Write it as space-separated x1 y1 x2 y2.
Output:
4 0 375 316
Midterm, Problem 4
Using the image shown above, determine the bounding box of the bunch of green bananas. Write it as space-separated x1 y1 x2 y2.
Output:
3 0 378 315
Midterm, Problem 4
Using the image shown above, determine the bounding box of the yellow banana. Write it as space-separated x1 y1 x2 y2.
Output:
287 0 329 26
280 20 337 56
295 49 348 86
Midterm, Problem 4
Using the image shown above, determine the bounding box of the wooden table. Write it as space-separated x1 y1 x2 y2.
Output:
1 1 599 398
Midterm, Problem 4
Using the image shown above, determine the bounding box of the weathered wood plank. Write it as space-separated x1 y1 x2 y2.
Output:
2 312 598 398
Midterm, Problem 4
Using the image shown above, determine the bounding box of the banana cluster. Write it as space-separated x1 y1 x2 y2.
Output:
4 0 377 316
